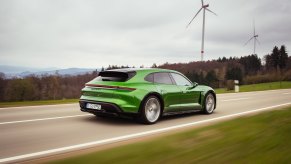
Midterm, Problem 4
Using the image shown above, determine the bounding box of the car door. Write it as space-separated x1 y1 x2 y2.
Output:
170 73 201 110
152 72 181 112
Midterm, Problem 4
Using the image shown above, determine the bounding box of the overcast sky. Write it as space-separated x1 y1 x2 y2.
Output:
0 0 290 68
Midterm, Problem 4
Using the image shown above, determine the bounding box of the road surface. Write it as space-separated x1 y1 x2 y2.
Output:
0 89 291 163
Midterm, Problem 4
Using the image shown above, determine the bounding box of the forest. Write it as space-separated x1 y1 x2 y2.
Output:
0 45 290 102
159 45 291 88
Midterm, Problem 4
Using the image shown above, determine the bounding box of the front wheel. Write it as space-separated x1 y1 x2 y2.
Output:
203 93 215 114
139 96 161 124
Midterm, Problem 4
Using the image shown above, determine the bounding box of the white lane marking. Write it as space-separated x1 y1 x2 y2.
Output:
220 98 250 102
0 114 91 125
1 102 291 163
0 103 78 110
1 89 289 125
0 97 247 125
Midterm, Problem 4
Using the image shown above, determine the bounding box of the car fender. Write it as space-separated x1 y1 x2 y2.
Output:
200 90 216 109
138 92 164 114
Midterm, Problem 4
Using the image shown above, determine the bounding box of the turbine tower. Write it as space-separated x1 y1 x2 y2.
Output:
187 0 217 61
244 21 260 55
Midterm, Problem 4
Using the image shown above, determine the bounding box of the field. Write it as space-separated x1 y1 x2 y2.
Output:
215 81 291 94
49 107 291 164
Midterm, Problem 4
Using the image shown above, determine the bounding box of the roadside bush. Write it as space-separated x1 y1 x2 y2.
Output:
283 70 291 81
244 73 281 84
226 80 235 90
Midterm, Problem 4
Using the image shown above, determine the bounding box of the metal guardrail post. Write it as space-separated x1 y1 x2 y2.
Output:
234 80 239 93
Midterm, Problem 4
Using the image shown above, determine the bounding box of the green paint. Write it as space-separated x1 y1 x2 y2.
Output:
79 68 215 114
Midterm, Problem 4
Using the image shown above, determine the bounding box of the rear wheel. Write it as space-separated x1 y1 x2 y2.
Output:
203 93 215 114
139 96 161 124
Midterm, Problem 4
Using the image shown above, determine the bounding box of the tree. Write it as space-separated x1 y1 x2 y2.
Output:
279 45 288 69
239 55 261 75
225 67 243 82
0 72 6 101
271 46 280 70
5 79 35 101
287 56 291 70
265 45 289 71
264 54 273 70
205 70 219 88
92 70 98 77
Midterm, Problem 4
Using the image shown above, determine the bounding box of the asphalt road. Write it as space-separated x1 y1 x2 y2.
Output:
1 89 291 163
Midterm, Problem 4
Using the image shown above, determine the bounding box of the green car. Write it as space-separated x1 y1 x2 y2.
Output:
79 68 216 124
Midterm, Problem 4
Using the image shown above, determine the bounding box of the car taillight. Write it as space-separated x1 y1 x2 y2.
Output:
85 84 136 91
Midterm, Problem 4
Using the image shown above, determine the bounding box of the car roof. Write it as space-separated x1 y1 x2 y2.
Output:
105 68 179 74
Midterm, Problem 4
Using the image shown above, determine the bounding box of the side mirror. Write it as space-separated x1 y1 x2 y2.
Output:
187 82 198 90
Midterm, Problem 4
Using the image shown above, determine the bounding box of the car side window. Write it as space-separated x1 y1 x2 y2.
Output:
144 73 154 83
154 73 173 85
171 73 192 86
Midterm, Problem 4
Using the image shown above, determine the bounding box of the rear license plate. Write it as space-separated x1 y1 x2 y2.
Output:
86 103 101 110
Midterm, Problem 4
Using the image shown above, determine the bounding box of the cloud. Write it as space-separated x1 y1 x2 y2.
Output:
0 0 290 68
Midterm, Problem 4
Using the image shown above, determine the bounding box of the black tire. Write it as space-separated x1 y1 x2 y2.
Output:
138 95 162 124
203 93 216 114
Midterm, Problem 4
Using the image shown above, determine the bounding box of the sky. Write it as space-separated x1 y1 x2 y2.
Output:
0 0 290 69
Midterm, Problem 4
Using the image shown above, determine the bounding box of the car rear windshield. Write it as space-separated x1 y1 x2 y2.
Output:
94 71 136 82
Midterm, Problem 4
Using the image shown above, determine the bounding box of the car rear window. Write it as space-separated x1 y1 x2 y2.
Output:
94 71 136 82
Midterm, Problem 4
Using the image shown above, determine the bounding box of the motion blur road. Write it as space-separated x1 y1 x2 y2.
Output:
1 89 291 163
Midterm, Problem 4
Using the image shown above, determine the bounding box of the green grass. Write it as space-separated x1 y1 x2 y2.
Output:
49 107 291 164
215 81 291 94
0 99 78 108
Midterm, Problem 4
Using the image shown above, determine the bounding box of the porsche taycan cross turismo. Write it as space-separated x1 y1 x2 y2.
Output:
79 68 216 124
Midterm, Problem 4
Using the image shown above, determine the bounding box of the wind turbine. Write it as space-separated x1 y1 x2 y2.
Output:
244 21 260 55
187 0 217 61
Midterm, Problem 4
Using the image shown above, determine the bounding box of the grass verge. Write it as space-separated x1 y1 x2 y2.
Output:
49 107 291 164
0 99 78 108
215 81 291 94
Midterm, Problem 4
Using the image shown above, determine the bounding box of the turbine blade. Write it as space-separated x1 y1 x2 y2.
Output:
186 8 203 28
201 0 204 6
255 38 260 45
244 37 254 46
206 8 217 16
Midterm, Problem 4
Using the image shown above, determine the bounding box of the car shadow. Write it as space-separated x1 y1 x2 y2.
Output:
80 114 140 126
160 111 203 122
80 111 206 125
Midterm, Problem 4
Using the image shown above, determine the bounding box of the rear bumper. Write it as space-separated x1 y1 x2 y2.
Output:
79 100 137 117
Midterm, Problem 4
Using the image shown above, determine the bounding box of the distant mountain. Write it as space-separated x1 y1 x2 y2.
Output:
18 68 98 77
0 65 58 74
0 65 99 79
